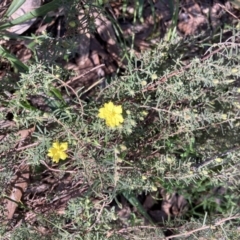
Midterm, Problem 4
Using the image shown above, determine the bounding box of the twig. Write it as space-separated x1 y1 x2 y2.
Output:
192 145 240 171
64 64 105 86
143 45 230 92
52 74 84 115
16 142 39 151
165 215 240 239
118 225 162 233
82 77 105 94
40 160 76 173
86 201 106 232
218 4 240 20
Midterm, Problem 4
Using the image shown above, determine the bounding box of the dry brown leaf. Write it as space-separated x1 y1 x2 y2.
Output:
0 125 35 150
4 164 30 220
15 125 35 148
145 189 189 223
143 194 158 210
7 0 41 34
17 126 35 141
73 12 91 67
230 0 240 9
93 11 127 66
148 209 170 223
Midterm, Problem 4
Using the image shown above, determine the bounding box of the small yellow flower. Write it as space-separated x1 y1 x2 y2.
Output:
215 158 223 163
221 114 227 120
126 128 132 134
98 101 124 127
119 145 127 151
151 73 158 80
213 79 219 85
47 141 68 163
231 68 238 74
151 185 157 191
141 80 147 86
202 170 208 175
142 175 147 180
117 157 123 163
129 90 135 96
225 80 235 84
141 111 148 116
114 148 120 154
130 120 136 126
69 21 76 28
233 102 240 109
166 157 173 163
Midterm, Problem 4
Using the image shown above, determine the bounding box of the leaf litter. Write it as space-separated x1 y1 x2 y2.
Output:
0 0 240 237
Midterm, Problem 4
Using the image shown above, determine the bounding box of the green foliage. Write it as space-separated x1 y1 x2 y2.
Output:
0 0 240 239
0 0 61 31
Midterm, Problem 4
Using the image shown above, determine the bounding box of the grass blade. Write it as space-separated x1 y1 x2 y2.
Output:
0 0 60 31
4 0 26 17
122 191 154 225
0 45 29 72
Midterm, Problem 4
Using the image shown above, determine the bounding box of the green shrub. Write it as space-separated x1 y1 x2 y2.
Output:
0 1 240 239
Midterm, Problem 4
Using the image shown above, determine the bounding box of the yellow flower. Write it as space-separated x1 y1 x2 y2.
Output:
47 141 68 163
130 120 136 126
213 79 219 85
221 114 227 120
215 158 223 163
68 21 76 28
151 73 158 80
119 144 127 151
142 175 147 180
231 68 238 74
151 185 157 191
141 80 147 86
98 101 124 127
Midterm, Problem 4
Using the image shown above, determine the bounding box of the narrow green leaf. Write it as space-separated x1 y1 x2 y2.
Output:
19 101 37 111
0 45 29 72
4 0 26 17
138 0 144 23
122 191 154 224
50 87 64 101
0 0 60 31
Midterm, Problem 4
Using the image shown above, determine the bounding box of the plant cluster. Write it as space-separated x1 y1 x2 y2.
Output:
0 0 240 239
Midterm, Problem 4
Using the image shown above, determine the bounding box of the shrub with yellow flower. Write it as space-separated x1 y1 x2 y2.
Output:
47 141 68 163
98 101 124 127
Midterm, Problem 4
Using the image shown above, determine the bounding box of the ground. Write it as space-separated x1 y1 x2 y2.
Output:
0 0 240 239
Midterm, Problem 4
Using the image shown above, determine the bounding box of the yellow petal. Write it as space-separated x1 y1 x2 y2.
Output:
59 152 68 160
52 156 60 163
106 101 114 108
47 148 53 156
52 142 60 149
98 102 124 127
106 119 114 127
60 142 68 151
142 175 147 180
215 158 223 163
116 115 124 123
47 151 53 157
114 105 122 114
98 108 106 118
